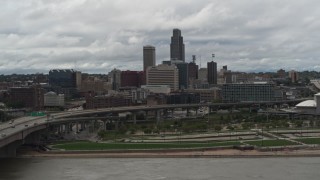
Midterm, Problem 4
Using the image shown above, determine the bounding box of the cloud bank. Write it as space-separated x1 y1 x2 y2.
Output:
0 0 320 74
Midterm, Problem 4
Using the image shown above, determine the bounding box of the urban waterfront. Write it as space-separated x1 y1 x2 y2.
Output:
0 157 319 180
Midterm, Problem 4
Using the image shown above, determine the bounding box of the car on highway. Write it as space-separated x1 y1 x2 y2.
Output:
11 125 15 128
1 133 6 137
25 124 29 127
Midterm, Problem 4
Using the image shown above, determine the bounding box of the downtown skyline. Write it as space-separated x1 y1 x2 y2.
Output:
0 0 320 75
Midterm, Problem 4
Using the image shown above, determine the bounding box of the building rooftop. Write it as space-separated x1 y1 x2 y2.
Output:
296 100 316 107
45 91 57 96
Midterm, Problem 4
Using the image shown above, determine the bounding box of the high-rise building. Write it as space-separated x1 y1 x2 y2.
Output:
224 71 233 84
48 69 79 98
277 69 286 78
222 65 228 71
75 71 82 89
143 45 156 71
176 63 189 90
79 76 105 95
198 68 207 82
170 29 185 62
146 64 179 91
108 69 121 91
222 83 275 102
188 62 198 81
207 61 217 84
9 85 44 110
120 71 146 88
289 70 299 83
48 69 77 88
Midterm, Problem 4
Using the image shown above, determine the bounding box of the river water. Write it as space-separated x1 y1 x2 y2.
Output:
0 157 319 180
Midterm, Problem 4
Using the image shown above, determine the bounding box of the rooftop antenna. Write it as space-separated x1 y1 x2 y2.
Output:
192 55 196 63
199 56 202 68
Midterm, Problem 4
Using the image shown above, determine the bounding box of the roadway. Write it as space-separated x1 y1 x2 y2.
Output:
0 99 307 148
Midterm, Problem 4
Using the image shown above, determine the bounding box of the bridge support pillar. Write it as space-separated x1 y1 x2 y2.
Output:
163 109 168 117
70 123 73 132
145 111 148 121
0 140 22 158
156 110 161 124
102 120 106 130
81 122 85 130
56 125 61 134
186 108 190 117
115 118 119 130
66 123 71 133
60 125 64 133
76 122 79 133
132 113 137 124
92 120 98 132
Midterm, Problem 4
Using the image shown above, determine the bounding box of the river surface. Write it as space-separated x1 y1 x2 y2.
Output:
0 157 319 180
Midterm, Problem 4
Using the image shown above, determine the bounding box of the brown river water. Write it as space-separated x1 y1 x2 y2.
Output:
0 157 319 180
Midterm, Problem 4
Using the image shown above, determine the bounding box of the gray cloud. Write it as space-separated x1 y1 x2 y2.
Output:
0 0 320 74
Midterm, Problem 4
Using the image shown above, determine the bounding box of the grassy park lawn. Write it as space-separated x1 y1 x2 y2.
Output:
296 138 320 145
51 141 241 150
245 139 298 147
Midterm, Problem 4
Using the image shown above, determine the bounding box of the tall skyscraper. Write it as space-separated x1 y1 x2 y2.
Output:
207 61 217 85
170 29 185 62
143 45 156 71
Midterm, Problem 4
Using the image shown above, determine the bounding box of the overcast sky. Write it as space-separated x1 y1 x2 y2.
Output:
1 0 320 75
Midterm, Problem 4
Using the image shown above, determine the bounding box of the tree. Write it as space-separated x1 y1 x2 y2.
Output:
144 128 152 134
214 125 222 132
97 130 107 138
295 120 303 128
227 125 235 131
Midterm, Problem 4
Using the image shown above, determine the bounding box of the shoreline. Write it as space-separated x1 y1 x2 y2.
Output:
18 148 320 158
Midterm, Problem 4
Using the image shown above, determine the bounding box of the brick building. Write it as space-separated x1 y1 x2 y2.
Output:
9 85 44 110
85 94 132 109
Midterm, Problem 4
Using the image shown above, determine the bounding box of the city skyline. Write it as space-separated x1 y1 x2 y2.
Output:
1 0 320 75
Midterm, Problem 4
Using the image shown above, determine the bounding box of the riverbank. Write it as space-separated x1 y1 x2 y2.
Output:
18 148 320 158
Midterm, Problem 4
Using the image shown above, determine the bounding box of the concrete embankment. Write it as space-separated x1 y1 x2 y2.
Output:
18 146 320 158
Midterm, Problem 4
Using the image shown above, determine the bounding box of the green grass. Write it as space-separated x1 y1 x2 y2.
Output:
296 138 320 144
51 141 241 150
245 139 298 147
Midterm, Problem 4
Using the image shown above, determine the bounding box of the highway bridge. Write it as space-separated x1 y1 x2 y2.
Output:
0 99 308 157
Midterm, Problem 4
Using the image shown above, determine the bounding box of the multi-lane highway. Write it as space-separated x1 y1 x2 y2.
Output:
0 104 176 145
0 99 307 150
